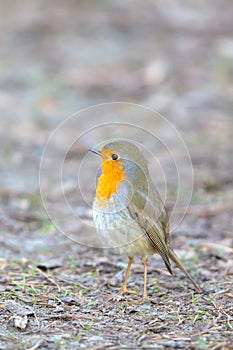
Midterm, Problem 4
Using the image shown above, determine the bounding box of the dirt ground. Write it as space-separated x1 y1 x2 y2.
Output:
0 1 233 349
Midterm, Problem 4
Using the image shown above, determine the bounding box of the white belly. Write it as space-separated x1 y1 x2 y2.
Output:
93 199 155 258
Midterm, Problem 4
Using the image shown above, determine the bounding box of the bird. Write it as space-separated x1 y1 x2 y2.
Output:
89 140 201 302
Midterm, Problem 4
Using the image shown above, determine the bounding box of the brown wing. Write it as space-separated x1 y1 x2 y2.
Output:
127 189 173 275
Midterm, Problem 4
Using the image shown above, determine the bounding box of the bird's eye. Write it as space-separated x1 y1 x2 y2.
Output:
111 154 118 160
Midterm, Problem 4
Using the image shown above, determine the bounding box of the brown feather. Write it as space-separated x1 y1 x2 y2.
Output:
127 194 173 275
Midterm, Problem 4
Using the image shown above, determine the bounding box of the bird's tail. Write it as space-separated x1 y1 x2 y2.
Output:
168 248 201 292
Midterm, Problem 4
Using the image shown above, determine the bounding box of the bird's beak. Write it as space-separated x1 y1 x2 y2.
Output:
89 148 102 156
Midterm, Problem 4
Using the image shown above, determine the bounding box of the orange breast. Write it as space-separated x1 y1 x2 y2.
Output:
96 159 128 202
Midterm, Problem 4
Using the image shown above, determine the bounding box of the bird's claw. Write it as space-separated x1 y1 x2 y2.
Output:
118 288 138 296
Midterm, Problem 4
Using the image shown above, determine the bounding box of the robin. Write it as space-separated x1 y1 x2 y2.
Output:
90 140 201 302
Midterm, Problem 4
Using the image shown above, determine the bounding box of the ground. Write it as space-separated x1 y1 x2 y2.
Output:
0 1 233 349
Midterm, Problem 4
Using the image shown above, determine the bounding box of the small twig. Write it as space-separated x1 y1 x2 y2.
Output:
27 339 44 350
209 343 228 350
207 289 230 296
55 275 87 289
44 313 95 320
169 337 191 342
43 320 58 330
28 265 61 291
34 312 40 330
209 301 233 329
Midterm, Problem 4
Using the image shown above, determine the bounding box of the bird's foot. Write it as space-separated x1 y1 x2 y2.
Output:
126 293 157 305
103 288 137 302
118 287 137 296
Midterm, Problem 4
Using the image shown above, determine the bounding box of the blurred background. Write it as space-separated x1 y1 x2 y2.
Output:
0 2 233 348
0 0 232 259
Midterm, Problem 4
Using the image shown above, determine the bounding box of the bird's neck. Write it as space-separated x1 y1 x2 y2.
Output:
95 160 128 201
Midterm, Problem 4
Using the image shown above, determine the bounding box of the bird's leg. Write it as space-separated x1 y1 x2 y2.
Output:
131 259 151 304
118 257 137 295
142 258 149 301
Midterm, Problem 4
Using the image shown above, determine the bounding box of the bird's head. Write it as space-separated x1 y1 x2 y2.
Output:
89 140 148 180
89 140 149 201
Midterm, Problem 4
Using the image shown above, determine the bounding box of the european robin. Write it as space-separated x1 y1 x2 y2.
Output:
90 140 200 302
